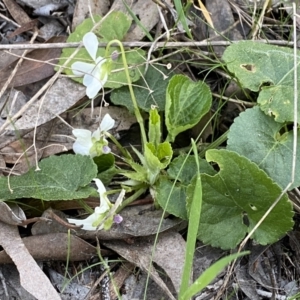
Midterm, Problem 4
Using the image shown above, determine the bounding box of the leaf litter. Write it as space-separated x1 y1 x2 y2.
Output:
0 0 299 299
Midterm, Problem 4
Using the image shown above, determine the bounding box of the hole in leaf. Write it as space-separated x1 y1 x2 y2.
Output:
243 213 249 226
249 203 257 211
276 123 293 141
259 81 273 90
240 64 256 72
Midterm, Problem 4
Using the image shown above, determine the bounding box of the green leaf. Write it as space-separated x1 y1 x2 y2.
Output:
111 65 171 112
57 12 145 89
119 170 148 183
93 153 115 173
168 154 216 186
227 106 300 190
145 142 173 169
97 165 117 185
180 251 249 300
0 155 97 200
199 149 294 250
93 153 116 184
149 107 161 147
144 142 173 184
173 0 192 39
155 176 188 219
223 41 300 123
165 75 212 142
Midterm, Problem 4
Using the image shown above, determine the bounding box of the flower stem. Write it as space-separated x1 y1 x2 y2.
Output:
116 186 147 213
105 40 147 148
106 132 132 160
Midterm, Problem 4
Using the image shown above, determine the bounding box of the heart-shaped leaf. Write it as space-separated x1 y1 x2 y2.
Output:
0 155 97 200
199 149 294 249
165 75 212 142
227 106 300 190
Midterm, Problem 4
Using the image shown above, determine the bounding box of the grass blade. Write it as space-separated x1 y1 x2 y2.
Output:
178 139 202 298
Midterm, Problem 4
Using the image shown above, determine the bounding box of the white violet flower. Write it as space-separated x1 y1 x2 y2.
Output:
72 113 115 158
67 178 113 231
71 32 108 98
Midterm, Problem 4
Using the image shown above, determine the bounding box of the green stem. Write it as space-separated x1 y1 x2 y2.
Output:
116 186 147 213
198 130 228 157
106 132 132 160
105 40 147 147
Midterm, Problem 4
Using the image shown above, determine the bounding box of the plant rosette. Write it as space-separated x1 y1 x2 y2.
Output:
72 113 115 158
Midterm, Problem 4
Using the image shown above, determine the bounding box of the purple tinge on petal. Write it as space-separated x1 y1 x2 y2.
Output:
102 145 111 154
114 214 123 224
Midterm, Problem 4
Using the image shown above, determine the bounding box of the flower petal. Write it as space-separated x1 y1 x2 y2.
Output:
100 114 115 132
93 178 111 211
72 129 93 156
72 129 92 139
73 142 91 156
93 178 106 196
71 61 95 76
95 205 109 215
67 212 103 231
91 128 101 140
82 73 96 87
85 78 103 98
83 32 99 61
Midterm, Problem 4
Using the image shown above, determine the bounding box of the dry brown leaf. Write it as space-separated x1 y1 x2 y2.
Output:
104 231 186 300
206 0 243 55
152 231 187 294
7 19 39 39
0 89 27 119
3 0 32 25
72 0 110 30
80 204 186 240
110 0 159 41
0 233 101 263
0 202 26 226
0 49 27 69
109 262 135 299
196 0 214 28
18 0 69 9
0 222 60 299
0 36 66 89
7 77 85 130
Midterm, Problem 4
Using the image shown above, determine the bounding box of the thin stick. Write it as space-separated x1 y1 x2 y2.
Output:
0 40 297 51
